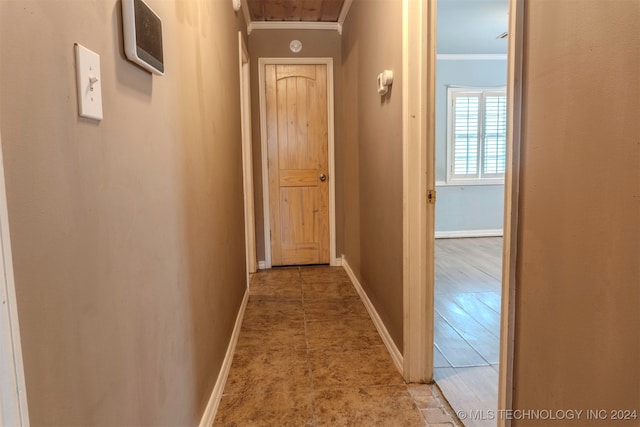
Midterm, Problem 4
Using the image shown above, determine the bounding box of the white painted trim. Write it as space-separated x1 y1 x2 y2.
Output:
238 32 257 277
0 131 30 427
436 180 504 187
257 261 267 270
258 57 338 268
498 0 523 425
258 62 271 268
248 21 340 34
436 54 507 61
199 288 249 427
240 0 251 30
337 0 354 34
342 257 403 374
435 229 503 239
402 0 434 383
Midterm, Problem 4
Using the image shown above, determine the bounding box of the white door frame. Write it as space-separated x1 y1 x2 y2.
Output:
402 0 434 382
238 32 257 278
402 0 524 424
257 57 338 268
497 1 524 423
0 131 30 426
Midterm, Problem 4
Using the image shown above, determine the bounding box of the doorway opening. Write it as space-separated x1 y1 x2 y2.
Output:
432 0 511 424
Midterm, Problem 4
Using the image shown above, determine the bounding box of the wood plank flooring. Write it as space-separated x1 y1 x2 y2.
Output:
434 237 502 427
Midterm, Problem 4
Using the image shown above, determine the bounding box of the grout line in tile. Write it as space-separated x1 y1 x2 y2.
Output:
428 382 465 427
300 271 319 427
435 311 493 367
303 315 369 324
467 291 502 315
433 342 454 368
442 294 501 340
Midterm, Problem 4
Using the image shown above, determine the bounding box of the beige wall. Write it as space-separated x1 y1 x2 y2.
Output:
0 1 247 425
512 1 640 424
247 29 343 263
341 0 404 349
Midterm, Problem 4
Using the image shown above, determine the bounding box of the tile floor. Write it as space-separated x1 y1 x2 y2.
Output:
434 238 502 427
215 266 460 426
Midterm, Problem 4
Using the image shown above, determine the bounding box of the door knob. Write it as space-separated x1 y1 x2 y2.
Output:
319 173 327 182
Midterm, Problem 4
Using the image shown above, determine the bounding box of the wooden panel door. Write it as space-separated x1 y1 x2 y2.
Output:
265 64 329 266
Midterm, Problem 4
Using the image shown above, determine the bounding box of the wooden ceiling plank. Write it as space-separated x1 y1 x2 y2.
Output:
320 0 344 22
301 0 323 21
283 0 302 21
247 0 265 21
264 0 285 21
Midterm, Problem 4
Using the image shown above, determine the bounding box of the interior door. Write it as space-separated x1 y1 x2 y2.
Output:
265 63 329 266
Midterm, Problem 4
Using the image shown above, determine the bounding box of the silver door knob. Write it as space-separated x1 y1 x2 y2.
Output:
319 173 327 182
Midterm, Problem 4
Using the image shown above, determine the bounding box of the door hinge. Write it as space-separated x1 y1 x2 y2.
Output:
427 190 436 204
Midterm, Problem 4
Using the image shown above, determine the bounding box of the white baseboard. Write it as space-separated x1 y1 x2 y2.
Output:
199 288 249 427
341 256 404 375
435 229 503 239
257 260 342 268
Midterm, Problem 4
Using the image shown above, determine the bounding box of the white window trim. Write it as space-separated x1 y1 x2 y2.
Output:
436 180 504 187
446 86 507 185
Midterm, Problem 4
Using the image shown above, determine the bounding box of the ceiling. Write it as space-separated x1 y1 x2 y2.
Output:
246 0 347 22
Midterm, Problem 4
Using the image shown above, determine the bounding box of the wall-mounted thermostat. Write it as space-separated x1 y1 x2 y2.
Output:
122 0 165 75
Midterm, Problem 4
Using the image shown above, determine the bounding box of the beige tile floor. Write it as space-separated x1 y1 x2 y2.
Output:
215 266 460 427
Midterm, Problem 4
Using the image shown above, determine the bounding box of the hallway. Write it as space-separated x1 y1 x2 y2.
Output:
214 267 458 426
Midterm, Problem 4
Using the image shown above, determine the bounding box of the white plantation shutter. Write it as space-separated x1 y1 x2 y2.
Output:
483 93 507 176
453 95 480 178
448 88 506 183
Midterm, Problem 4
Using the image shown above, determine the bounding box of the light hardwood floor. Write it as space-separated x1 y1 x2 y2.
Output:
434 237 502 427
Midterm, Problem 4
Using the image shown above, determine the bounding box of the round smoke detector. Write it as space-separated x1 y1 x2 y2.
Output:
289 39 303 54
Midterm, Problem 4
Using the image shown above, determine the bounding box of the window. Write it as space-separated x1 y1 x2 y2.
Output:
447 87 507 184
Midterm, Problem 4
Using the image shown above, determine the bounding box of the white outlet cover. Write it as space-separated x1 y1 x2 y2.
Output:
74 43 103 120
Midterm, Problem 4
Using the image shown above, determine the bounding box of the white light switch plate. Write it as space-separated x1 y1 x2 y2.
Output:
74 43 103 120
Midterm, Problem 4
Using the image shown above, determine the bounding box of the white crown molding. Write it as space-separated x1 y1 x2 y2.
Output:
437 54 507 60
247 21 341 34
337 0 353 34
